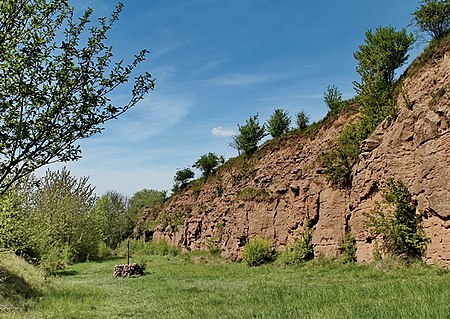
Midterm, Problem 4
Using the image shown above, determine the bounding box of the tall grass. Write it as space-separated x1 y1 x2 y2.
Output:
4 254 450 319
0 250 48 317
115 239 180 257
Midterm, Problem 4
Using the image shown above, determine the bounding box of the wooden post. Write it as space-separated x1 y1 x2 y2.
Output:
127 239 130 265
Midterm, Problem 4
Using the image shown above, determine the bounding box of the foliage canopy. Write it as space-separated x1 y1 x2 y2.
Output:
231 115 267 155
193 153 224 178
266 108 291 138
324 85 343 115
365 179 430 259
0 0 154 194
413 0 450 39
322 27 414 188
295 111 310 131
173 168 195 192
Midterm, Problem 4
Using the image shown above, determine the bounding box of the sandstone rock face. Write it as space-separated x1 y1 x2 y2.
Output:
350 48 450 264
153 116 353 260
153 45 450 264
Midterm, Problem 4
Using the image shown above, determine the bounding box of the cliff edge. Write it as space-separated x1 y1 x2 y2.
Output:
152 37 450 264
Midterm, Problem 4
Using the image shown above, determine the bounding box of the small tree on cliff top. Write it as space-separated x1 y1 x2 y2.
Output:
231 115 267 156
413 0 450 39
266 108 291 138
193 153 224 178
173 168 195 192
0 1 155 194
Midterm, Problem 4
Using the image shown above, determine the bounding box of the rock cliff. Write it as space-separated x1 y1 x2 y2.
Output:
152 39 450 264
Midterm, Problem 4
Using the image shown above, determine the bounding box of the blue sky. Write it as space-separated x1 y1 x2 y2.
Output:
49 0 424 197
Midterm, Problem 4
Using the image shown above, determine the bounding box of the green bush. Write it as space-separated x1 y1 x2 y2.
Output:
172 168 195 193
323 119 366 185
278 229 314 265
39 244 72 275
230 114 267 155
324 85 343 115
340 232 357 263
242 237 273 266
266 108 291 138
295 111 310 131
0 190 33 258
365 179 430 259
25 169 101 265
193 153 225 178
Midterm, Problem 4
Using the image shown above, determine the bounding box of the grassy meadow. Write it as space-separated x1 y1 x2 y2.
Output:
2 250 450 319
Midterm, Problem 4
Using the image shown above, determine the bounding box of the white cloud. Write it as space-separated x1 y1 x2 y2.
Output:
212 127 235 137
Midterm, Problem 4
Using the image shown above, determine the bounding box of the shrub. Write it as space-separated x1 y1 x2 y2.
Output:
295 111 310 131
365 179 430 259
340 232 357 263
278 229 314 265
0 190 32 258
173 168 195 192
266 108 291 138
128 189 166 225
242 237 273 266
324 85 343 115
230 114 267 155
193 153 225 178
39 244 72 276
320 120 363 187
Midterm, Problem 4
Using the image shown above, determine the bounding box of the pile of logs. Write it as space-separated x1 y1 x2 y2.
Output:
113 263 144 278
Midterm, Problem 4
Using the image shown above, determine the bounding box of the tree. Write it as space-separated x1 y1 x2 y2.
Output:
354 27 415 89
0 1 155 195
95 190 130 250
266 108 291 138
0 188 31 257
230 115 267 155
295 111 310 131
354 27 414 126
413 0 450 39
193 153 224 178
321 27 414 189
26 168 99 268
128 189 166 223
324 85 343 115
173 168 195 192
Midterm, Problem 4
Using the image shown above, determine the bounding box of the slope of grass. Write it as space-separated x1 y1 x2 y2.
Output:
0 250 48 317
4 254 450 319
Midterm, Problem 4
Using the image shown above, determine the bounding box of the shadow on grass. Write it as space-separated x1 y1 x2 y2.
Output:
0 265 41 305
91 256 125 263
56 269 79 276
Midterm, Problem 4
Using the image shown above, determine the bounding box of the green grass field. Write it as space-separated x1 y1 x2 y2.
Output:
2 252 450 318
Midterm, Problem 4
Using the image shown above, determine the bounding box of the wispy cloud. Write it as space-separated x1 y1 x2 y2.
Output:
206 73 272 87
192 58 228 75
116 94 193 142
203 67 307 87
212 126 235 137
93 91 193 145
